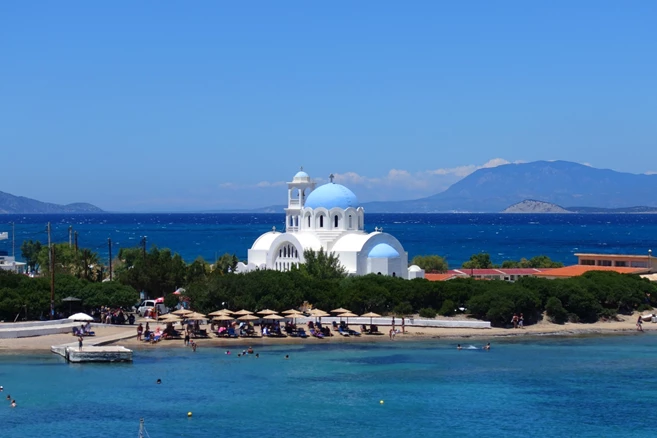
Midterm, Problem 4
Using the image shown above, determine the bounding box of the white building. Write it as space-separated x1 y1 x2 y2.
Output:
238 169 424 279
0 231 27 273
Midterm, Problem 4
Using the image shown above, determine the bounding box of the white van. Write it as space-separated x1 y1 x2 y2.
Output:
137 300 169 317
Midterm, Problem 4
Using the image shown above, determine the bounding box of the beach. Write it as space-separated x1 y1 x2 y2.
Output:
0 312 652 353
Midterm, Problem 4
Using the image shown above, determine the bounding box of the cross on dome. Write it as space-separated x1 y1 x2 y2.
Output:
329 173 335 183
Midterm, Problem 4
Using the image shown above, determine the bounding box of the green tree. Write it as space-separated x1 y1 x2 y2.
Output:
301 248 347 280
439 299 456 316
462 253 495 269
214 253 239 275
546 297 568 324
411 255 448 273
20 240 42 272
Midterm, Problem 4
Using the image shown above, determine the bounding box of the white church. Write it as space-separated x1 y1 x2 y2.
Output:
236 169 425 279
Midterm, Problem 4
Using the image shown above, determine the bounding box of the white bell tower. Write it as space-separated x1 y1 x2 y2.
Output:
285 167 315 232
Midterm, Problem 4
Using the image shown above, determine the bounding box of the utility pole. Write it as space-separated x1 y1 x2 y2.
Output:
47 222 54 320
74 232 78 254
68 226 72 248
47 222 52 270
108 238 113 281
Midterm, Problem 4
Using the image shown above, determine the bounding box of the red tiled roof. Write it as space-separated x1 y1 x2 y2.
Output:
533 265 649 278
424 273 460 281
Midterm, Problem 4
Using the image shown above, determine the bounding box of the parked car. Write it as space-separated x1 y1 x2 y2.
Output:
137 300 169 317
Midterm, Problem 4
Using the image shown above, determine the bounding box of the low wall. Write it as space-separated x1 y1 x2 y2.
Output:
0 320 80 339
294 316 490 329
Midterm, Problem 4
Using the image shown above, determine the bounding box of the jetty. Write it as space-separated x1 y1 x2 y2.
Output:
51 329 135 363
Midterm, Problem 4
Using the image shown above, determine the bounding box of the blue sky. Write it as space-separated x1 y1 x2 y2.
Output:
2 1 656 211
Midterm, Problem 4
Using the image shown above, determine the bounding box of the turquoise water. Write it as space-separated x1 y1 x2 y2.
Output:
2 335 657 437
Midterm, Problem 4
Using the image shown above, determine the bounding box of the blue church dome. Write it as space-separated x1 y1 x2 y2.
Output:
368 243 400 258
305 183 359 210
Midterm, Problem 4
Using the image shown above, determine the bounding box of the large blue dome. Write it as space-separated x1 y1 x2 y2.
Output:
305 183 359 210
368 243 400 258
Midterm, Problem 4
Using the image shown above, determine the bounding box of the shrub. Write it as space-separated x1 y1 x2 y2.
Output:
637 304 653 312
545 297 568 324
419 307 437 319
439 299 456 317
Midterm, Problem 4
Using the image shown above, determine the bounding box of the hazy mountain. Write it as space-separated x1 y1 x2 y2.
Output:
363 161 657 213
0 191 103 214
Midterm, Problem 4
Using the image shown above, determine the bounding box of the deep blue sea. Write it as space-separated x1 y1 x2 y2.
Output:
2 335 657 437
2 213 657 266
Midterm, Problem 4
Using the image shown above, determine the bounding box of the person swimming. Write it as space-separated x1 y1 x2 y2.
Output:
457 344 462 350
156 379 162 384
247 346 254 354
255 353 259 358
285 354 289 360
483 343 491 351
11 400 16 408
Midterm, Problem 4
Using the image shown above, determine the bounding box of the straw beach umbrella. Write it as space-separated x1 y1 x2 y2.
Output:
158 314 181 323
361 312 381 326
212 315 235 322
257 309 278 316
282 309 301 315
233 309 254 316
338 312 359 326
186 312 207 321
284 311 303 323
208 309 232 317
331 307 351 314
172 309 193 317
237 314 260 321
261 314 284 320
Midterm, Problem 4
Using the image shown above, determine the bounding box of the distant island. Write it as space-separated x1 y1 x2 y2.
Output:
0 191 103 214
502 199 657 214
502 200 571 213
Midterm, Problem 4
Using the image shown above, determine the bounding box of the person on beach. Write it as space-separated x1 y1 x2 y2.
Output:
137 323 143 341
78 335 83 349
519 314 524 329
512 314 518 329
389 328 396 340
637 316 644 332
402 317 405 334
184 331 190 346
191 340 197 352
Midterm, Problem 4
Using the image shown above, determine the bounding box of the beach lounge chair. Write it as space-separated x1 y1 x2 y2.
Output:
296 328 308 338
226 327 238 338
348 328 361 337
338 327 350 337
309 329 324 339
368 325 384 335
360 324 370 334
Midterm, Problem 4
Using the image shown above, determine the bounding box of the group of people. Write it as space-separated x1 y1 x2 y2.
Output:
511 313 524 329
97 307 135 325
1 386 17 408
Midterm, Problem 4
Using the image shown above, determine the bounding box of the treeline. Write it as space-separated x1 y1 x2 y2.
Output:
410 253 564 273
0 271 138 321
4 244 655 327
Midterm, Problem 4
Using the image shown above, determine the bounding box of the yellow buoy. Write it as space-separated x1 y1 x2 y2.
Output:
187 412 193 417
380 400 384 404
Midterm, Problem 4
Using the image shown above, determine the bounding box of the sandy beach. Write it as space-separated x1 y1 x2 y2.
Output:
0 311 653 354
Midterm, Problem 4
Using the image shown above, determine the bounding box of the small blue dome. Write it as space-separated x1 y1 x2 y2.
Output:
305 183 359 210
294 171 309 179
368 243 400 258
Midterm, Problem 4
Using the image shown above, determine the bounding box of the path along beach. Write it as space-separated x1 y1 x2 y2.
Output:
0 312 652 354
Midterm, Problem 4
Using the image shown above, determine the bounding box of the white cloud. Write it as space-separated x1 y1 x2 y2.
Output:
645 171 657 175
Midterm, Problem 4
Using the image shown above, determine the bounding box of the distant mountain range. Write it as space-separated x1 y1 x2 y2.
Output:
363 161 657 213
0 191 103 214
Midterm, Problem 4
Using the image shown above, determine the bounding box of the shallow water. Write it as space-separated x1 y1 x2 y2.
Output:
2 335 657 437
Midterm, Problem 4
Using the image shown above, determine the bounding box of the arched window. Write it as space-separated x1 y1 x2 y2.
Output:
307 215 311 227
320 216 324 228
334 215 338 228
283 247 287 257
392 272 396 277
279 249 282 257
348 215 352 229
